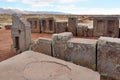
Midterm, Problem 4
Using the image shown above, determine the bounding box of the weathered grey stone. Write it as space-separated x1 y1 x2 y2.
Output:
55 22 67 33
30 38 52 56
27 18 41 33
11 14 31 54
68 16 78 36
87 27 93 37
93 17 119 37
97 37 120 80
64 38 97 70
0 51 100 80
52 32 73 59
77 25 88 37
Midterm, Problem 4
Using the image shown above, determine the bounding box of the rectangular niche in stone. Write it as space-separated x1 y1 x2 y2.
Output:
93 17 119 37
27 18 41 33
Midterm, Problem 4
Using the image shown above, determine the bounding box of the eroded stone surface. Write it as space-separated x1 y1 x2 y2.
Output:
93 17 119 37
55 22 67 33
0 51 100 80
68 16 78 36
65 38 97 70
27 18 41 33
30 37 52 56
77 25 88 37
97 37 120 80
52 32 73 59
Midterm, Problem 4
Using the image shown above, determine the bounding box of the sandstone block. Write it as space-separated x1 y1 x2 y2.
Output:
30 38 52 56
55 22 67 33
77 25 88 37
68 16 78 36
65 38 97 70
52 32 73 59
97 37 120 80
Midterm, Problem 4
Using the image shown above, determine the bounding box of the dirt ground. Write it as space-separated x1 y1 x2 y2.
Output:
0 29 52 62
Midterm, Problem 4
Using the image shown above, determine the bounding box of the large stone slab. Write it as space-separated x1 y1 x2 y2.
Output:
0 51 100 80
68 16 78 36
52 32 73 59
27 18 41 33
93 17 119 37
55 22 67 33
30 38 52 56
65 38 97 70
87 27 93 37
77 25 88 37
97 37 120 80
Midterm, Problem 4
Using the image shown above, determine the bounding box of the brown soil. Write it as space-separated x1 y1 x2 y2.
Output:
0 29 52 62
0 29 15 61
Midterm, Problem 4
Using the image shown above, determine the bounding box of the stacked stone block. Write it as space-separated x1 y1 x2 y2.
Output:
93 17 119 38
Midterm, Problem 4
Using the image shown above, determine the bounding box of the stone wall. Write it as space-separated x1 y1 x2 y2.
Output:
27 18 41 33
55 22 67 33
68 16 78 36
93 17 119 37
41 17 55 33
77 25 88 37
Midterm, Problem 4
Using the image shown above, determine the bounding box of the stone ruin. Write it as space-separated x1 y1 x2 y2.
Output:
27 16 94 37
68 16 78 36
27 18 41 33
41 17 55 33
27 17 56 33
11 14 120 80
11 14 31 54
27 16 120 38
93 17 119 37
55 21 67 33
30 32 120 80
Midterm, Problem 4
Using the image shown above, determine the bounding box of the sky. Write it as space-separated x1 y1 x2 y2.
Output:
0 0 120 14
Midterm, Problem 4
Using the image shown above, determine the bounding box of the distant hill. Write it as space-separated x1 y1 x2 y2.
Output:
0 8 66 14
